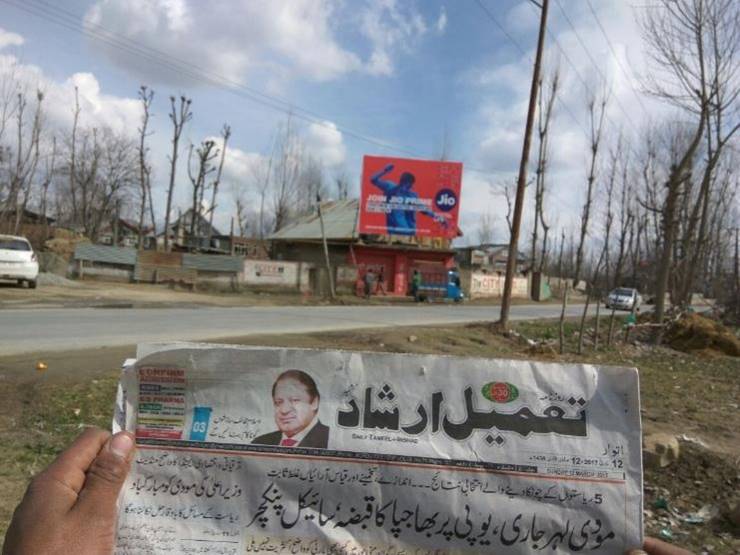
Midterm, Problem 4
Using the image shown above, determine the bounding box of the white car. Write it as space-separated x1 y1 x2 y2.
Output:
0 235 39 288
605 287 641 311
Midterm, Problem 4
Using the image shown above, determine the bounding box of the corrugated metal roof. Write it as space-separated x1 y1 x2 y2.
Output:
182 253 243 273
74 243 137 266
269 199 358 241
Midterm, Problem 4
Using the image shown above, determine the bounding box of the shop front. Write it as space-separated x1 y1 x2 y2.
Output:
351 244 456 297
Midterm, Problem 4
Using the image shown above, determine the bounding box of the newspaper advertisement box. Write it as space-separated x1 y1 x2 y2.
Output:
114 344 643 554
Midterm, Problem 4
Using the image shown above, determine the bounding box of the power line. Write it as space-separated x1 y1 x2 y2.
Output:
3 0 431 161
519 0 647 162
552 0 645 131
473 0 530 55
584 0 650 115
473 0 591 139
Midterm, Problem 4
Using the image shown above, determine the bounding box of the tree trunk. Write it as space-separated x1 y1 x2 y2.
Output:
559 285 568 354
164 97 192 252
653 111 707 339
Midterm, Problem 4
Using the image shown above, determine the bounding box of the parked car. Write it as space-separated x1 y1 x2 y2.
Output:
0 235 38 288
605 287 641 311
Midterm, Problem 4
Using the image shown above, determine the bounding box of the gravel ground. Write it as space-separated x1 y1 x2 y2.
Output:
36 272 82 287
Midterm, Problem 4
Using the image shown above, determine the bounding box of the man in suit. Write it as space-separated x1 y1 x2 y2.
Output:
252 369 329 448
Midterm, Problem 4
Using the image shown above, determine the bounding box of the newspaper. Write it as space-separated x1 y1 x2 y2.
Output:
113 343 643 554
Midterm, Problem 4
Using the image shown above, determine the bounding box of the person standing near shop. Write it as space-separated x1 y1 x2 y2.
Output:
410 269 422 301
375 267 387 296
363 268 375 299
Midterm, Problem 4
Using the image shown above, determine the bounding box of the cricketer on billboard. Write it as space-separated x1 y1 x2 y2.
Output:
358 155 463 239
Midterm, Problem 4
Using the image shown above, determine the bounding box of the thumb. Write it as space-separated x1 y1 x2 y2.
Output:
73 432 135 519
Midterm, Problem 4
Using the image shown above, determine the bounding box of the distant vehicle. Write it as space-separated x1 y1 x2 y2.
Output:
0 235 38 288
413 268 464 303
605 287 641 311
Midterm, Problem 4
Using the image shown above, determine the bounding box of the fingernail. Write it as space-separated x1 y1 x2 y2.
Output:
109 432 135 459
627 551 648 555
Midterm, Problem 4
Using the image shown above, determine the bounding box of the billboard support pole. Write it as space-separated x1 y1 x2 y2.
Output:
317 193 336 300
499 0 549 329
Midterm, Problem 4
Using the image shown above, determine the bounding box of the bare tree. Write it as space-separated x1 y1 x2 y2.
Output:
63 127 137 241
12 91 44 234
0 90 44 233
272 117 303 231
251 138 276 240
69 87 80 227
136 86 154 250
163 96 192 252
612 145 634 289
333 168 351 200
39 135 57 240
531 67 559 274
577 246 606 355
233 194 250 237
206 124 231 244
640 0 740 330
0 61 19 151
477 211 495 244
495 179 516 236
558 281 568 354
602 134 623 289
187 139 218 243
296 155 325 216
573 88 609 286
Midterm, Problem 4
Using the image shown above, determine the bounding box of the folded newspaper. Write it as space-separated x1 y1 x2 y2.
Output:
113 343 643 554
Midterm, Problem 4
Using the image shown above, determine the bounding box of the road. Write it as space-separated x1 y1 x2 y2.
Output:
1 303 602 356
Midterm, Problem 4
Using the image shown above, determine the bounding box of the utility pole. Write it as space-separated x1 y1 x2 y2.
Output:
499 0 549 329
317 193 336 300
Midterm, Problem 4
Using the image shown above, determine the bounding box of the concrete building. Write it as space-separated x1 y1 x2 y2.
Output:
456 243 529 275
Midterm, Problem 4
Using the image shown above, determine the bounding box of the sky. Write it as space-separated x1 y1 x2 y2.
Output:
0 0 667 244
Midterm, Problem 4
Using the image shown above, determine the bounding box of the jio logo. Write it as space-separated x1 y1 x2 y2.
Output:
434 188 457 212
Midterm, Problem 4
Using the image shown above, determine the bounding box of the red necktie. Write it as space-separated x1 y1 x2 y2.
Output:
280 438 297 447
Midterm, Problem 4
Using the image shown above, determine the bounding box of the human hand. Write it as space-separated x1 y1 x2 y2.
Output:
2 427 136 555
626 537 695 555
384 163 394 172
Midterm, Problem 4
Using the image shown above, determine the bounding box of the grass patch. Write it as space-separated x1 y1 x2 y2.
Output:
0 371 119 538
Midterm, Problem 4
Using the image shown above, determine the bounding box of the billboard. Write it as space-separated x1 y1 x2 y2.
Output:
358 155 463 239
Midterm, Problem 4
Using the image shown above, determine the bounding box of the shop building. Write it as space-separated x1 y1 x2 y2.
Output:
270 199 457 296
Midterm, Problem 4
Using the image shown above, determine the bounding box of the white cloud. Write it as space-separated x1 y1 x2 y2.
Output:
505 1 539 34
0 28 24 50
305 120 346 167
0 53 140 137
436 7 448 34
83 0 432 85
359 0 428 76
201 136 264 191
465 0 669 236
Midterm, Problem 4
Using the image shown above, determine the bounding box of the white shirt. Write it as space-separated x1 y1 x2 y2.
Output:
280 414 319 445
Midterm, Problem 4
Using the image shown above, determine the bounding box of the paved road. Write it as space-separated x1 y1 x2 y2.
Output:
2 303 598 356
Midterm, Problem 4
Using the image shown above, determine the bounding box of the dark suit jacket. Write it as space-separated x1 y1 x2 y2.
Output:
252 421 329 449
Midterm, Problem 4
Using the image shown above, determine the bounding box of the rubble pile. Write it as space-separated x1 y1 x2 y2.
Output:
666 313 740 357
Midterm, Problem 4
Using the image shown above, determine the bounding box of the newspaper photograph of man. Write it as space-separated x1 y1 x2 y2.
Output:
252 369 329 448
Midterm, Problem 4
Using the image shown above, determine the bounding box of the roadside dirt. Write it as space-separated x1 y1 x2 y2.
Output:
0 277 563 309
0 279 313 308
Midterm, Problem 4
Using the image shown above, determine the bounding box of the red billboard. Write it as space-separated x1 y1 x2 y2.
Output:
358 155 463 239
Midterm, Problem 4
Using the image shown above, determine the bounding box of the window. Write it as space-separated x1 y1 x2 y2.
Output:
0 239 31 251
